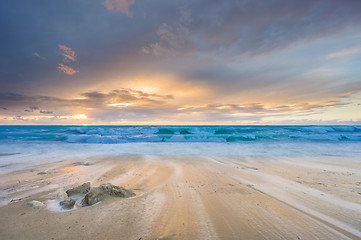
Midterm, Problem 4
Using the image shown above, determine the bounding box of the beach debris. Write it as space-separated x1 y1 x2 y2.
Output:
82 183 135 206
37 171 47 175
59 198 76 209
57 190 68 201
9 198 25 204
66 182 90 196
28 200 45 208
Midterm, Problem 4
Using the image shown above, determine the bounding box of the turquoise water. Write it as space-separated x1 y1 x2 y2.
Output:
0 125 360 143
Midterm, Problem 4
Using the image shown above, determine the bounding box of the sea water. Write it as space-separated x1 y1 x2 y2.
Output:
0 125 360 171
1 125 361 144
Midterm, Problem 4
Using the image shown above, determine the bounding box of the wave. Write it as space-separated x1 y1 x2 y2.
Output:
290 126 361 133
1 125 361 144
291 134 342 141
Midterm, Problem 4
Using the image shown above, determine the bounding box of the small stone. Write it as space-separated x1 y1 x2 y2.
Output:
59 198 76 209
57 190 68 201
66 182 90 196
37 172 47 175
28 200 45 208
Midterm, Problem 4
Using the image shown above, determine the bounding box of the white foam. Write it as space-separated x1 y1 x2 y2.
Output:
1 141 361 174
291 134 342 141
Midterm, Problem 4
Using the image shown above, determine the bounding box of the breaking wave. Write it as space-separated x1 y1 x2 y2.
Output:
0 125 361 144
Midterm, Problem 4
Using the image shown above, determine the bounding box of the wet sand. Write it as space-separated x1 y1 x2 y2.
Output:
0 155 360 240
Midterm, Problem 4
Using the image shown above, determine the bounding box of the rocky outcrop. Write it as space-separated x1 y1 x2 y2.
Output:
59 198 76 209
28 200 45 208
81 183 135 206
57 190 68 201
66 182 90 196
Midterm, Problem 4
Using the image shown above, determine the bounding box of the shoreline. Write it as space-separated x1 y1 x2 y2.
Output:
0 153 360 239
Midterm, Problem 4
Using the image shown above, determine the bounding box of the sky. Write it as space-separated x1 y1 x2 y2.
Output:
1 0 361 125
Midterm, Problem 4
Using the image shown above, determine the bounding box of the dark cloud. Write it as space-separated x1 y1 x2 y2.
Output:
0 88 174 113
0 0 360 123
40 110 54 114
140 0 361 58
2 0 361 92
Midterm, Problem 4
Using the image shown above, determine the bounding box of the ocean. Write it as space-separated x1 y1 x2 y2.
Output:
1 125 361 172
1 125 361 144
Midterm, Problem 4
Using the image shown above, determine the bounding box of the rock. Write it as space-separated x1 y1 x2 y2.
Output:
57 190 68 201
28 200 45 208
59 198 76 209
81 187 107 206
103 183 135 198
37 171 47 175
66 182 90 196
82 183 135 206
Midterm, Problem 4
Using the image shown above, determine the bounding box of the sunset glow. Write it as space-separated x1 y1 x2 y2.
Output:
108 103 135 107
1 3 361 238
72 114 87 120
0 1 360 125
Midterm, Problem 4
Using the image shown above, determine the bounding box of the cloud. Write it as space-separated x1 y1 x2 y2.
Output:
13 116 24 121
40 110 54 114
0 88 173 110
325 46 361 60
58 44 77 63
56 45 79 75
23 106 53 114
142 9 192 56
0 88 358 124
24 106 39 112
81 88 173 106
33 52 45 59
57 63 79 75
1 0 361 124
105 0 135 17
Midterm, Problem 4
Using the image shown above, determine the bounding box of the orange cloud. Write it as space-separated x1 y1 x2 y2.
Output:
57 64 79 75
105 0 135 17
58 44 77 62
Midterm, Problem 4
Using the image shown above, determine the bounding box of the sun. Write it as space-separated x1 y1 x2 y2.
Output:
72 114 87 120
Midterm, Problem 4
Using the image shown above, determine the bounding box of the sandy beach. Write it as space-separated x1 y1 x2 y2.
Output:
2 0 361 238
1 152 360 240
